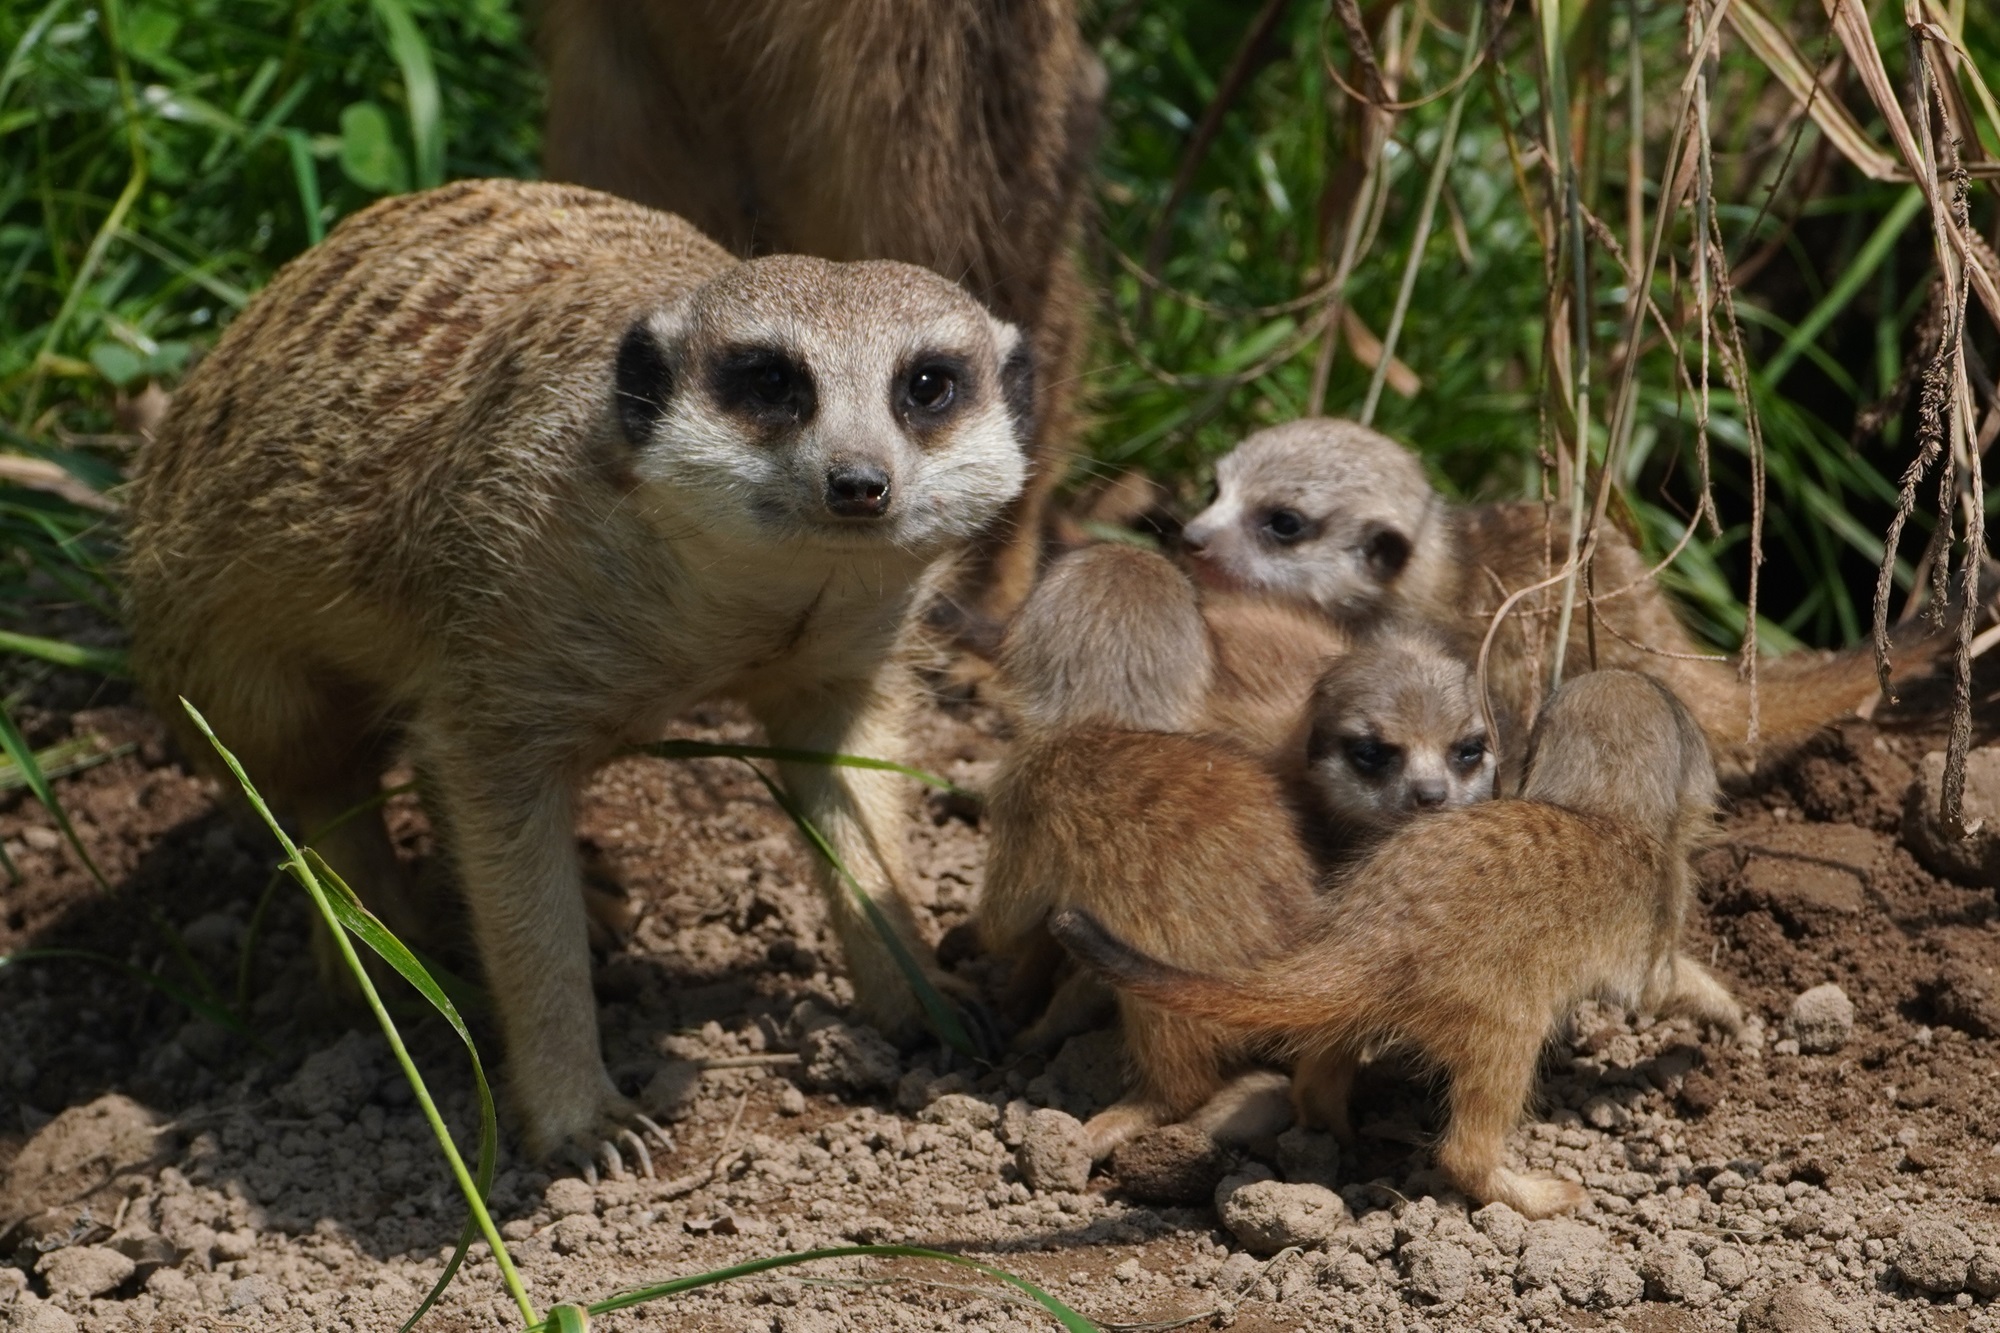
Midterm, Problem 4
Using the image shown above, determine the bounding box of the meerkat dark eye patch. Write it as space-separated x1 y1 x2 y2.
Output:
1361 523 1412 579
614 322 675 445
1342 736 1397 776
895 355 970 432
712 345 815 425
1259 507 1315 546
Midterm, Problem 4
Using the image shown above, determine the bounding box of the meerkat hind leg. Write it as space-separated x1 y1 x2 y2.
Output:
1661 954 1744 1036
1292 1044 1363 1146
1434 1039 1586 1219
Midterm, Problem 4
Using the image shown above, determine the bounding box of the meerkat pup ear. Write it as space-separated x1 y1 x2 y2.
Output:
612 311 688 447
992 320 1036 446
1359 522 1413 581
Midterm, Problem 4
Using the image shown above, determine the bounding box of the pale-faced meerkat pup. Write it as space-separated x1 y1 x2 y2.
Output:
979 544 1320 1159
1303 624 1497 850
1181 418 1927 777
1051 669 1743 1218
540 0 1101 617
125 179 1031 1164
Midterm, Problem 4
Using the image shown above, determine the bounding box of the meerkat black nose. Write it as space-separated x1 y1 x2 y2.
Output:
1411 780 1449 808
825 462 892 518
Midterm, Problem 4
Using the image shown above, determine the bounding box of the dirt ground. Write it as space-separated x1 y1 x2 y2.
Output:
2 655 1999 1333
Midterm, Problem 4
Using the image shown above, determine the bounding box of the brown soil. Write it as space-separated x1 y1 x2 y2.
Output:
2 662 1998 1333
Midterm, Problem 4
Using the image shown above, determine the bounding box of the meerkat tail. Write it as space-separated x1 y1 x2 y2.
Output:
1046 908 1348 1035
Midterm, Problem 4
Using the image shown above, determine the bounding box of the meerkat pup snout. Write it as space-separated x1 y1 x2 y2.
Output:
1052 669 1742 1218
1182 418 1932 777
125 179 1031 1164
1304 625 1496 849
980 544 1320 1159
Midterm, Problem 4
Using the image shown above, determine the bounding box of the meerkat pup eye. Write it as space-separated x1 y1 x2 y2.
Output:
1260 507 1311 544
903 361 957 411
714 345 815 422
1451 735 1488 772
1342 735 1396 776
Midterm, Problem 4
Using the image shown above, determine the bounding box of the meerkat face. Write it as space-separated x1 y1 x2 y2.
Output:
1304 628 1496 829
613 256 1031 556
1179 420 1442 624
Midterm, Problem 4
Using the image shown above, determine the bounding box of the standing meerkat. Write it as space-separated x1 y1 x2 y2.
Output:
1051 669 1743 1218
125 179 1032 1164
1180 418 1929 777
1302 625 1497 850
540 0 1102 617
979 544 1320 1158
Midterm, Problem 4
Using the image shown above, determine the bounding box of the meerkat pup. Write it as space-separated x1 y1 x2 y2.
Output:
1303 624 1497 851
125 179 1031 1165
541 0 1101 616
1051 669 1742 1218
1198 590 1351 764
980 544 1320 1159
1181 418 1926 776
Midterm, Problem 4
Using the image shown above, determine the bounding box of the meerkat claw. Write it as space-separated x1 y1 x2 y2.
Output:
632 1112 674 1156
619 1128 654 1179
562 1143 599 1187
596 1138 627 1181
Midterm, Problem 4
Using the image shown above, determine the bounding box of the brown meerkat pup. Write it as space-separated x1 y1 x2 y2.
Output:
1051 669 1743 1218
979 543 1321 1159
1181 418 1933 778
1302 624 1498 852
1198 590 1352 764
125 179 1032 1165
540 0 1102 617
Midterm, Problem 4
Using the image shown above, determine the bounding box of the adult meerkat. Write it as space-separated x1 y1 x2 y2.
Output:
1303 625 1497 850
979 544 1320 1158
1051 669 1743 1218
125 179 1031 1163
541 0 1101 616
1181 418 1924 777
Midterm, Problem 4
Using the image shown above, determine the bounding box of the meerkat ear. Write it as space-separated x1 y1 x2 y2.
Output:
613 316 680 446
1361 523 1412 581
992 320 1036 445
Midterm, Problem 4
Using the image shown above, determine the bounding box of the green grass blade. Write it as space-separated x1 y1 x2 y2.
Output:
546 1306 591 1332
736 762 983 1060
301 848 498 1333
0 735 129 791
0 947 251 1037
181 699 539 1329
634 740 969 797
1761 186 1925 385
0 628 128 675
543 1245 1097 1331
369 0 443 189
0 700 111 891
284 128 324 245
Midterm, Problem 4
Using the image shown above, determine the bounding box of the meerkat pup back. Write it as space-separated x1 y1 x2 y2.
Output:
1052 669 1741 1216
982 544 1319 1158
127 179 1031 1166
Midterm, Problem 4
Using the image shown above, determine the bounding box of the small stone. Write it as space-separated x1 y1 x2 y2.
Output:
799 1022 902 1094
1402 1238 1473 1306
1740 1283 1860 1333
1472 1201 1527 1255
1903 747 2000 886
1706 1245 1751 1290
1640 1240 1708 1302
642 1061 703 1121
1594 1258 1643 1308
777 1083 807 1116
1017 1109 1091 1194
545 1177 597 1218
1 1300 78 1333
1111 1124 1230 1205
548 1212 602 1255
1215 1179 1347 1255
35 1245 136 1298
1787 985 1854 1054
919 1093 1000 1131
1274 1125 1341 1187
1966 1248 2000 1298
1895 1219 1975 1294
998 1098 1032 1147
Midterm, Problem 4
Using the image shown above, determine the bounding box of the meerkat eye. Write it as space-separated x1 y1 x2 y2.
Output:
1342 737 1396 775
1261 508 1310 545
1452 736 1488 770
905 363 956 410
750 362 797 404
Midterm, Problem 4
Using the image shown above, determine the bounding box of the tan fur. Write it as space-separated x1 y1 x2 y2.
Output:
1198 591 1350 764
124 180 1031 1160
540 0 1102 616
980 546 1318 1158
1052 670 1743 1217
1182 419 1932 778
1304 624 1496 847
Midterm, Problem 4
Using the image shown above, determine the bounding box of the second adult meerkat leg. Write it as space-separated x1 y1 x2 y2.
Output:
1434 1037 1586 1219
415 723 630 1160
750 670 951 1043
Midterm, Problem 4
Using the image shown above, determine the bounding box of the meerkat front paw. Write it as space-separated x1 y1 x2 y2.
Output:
518 1081 673 1184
